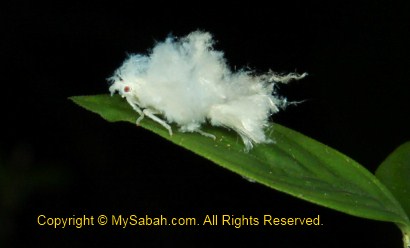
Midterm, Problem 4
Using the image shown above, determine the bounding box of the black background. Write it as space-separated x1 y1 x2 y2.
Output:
1 1 409 247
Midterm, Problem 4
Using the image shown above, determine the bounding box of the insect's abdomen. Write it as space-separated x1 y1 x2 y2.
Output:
208 94 275 149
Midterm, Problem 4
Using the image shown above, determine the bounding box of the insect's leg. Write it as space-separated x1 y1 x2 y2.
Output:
136 114 145 126
125 97 145 125
195 130 216 140
143 109 173 136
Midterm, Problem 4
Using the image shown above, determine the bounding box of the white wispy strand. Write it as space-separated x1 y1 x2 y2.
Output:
109 31 306 150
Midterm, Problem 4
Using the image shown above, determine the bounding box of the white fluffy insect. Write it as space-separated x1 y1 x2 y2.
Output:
109 31 306 150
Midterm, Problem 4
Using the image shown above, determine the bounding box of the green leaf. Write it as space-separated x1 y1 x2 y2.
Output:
376 142 410 235
70 94 409 226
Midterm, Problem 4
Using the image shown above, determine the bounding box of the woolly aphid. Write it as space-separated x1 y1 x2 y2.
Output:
109 31 306 150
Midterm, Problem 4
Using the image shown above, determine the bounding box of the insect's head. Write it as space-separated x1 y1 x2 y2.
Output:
109 77 134 97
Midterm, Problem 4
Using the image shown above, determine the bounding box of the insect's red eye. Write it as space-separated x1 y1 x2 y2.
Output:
124 86 130 92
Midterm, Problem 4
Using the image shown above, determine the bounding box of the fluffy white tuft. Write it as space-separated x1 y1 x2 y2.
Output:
109 31 306 150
